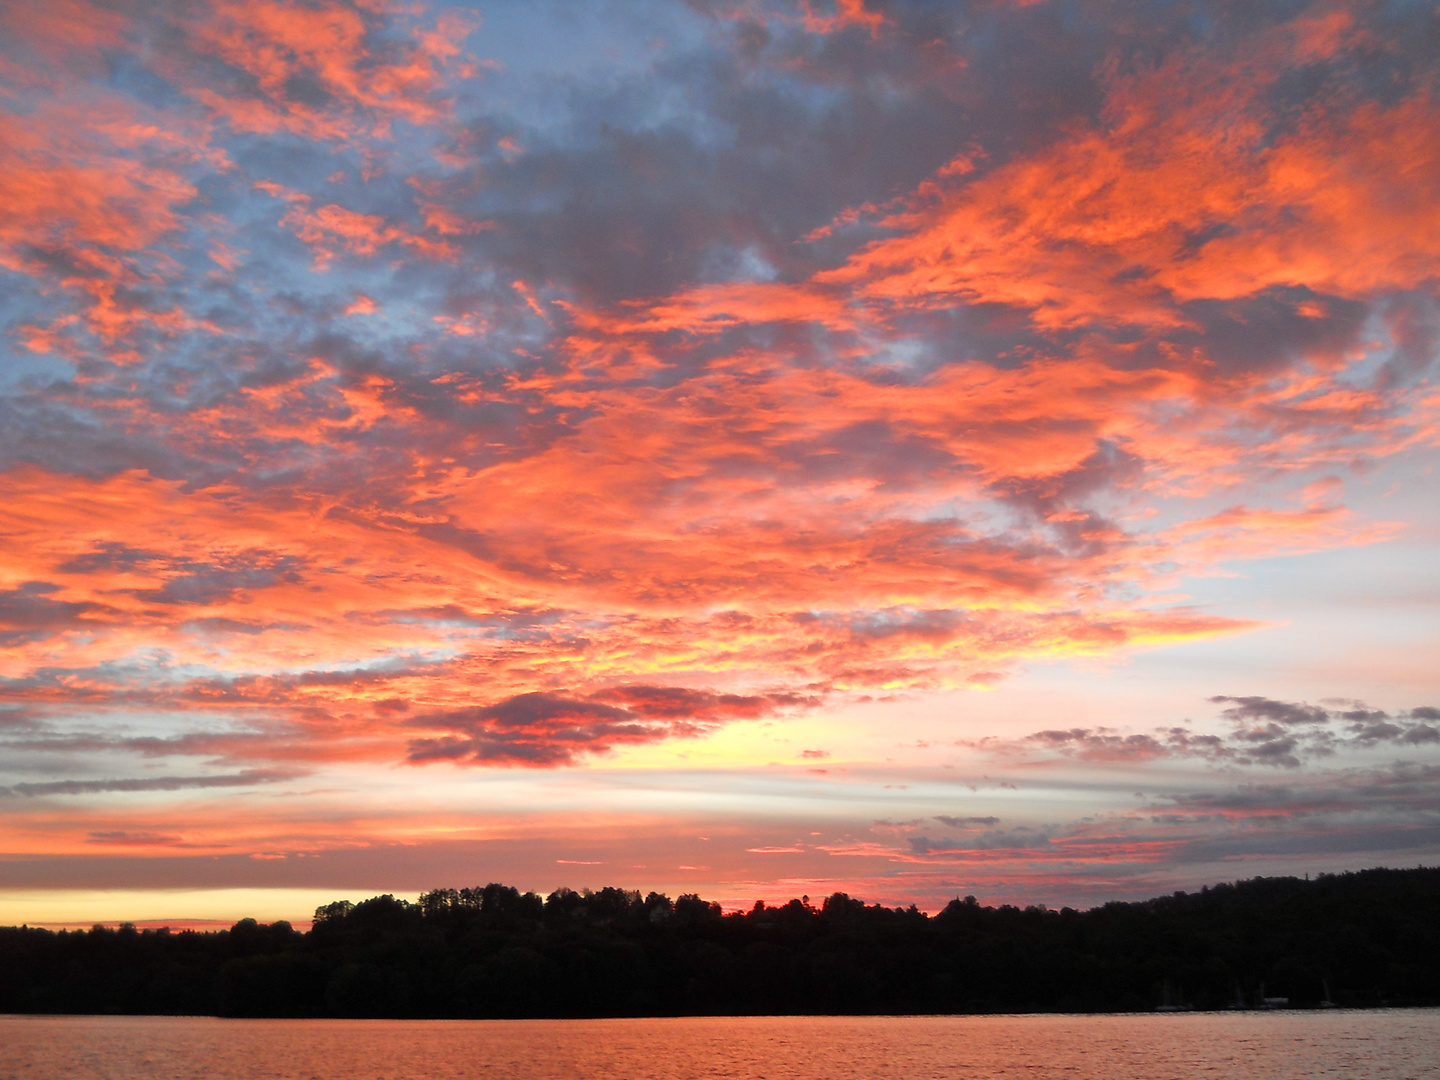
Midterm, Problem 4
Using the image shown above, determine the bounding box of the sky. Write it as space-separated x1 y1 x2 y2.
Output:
1 0 1438 928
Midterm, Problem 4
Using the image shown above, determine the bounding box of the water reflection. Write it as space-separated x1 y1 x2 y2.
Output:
1 1010 1436 1080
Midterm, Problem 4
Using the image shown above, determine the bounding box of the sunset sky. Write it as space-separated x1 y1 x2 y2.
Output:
2 0 1438 928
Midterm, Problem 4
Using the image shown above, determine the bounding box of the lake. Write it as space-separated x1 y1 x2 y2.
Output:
1 1010 1436 1079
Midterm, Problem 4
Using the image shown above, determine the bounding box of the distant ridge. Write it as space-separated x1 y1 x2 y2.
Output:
3 867 1438 1017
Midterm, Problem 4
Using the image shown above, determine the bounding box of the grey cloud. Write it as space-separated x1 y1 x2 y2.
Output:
1210 695 1330 726
909 827 1050 855
1176 289 1371 380
1213 698 1440 759
1025 728 1169 762
436 693 632 731
0 730 306 765
0 769 299 799
1155 761 1440 821
60 542 306 607
406 684 813 767
1241 735 1301 769
0 582 112 645
593 684 816 719
420 0 1168 314
1352 721 1406 744
1379 292 1440 386
932 815 1000 828
86 831 184 846
182 617 309 636
347 604 569 634
973 696 1440 772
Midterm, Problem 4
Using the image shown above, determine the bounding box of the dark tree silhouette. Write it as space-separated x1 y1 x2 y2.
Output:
2 868 1438 1017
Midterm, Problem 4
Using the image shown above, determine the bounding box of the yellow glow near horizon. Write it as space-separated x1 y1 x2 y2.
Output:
0 889 385 930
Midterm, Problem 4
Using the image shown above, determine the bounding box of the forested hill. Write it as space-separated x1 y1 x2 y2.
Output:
3 867 1439 1018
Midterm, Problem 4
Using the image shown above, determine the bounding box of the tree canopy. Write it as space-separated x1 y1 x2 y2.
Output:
3 868 1438 1017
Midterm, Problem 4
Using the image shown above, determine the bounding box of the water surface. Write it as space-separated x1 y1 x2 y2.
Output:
2 1010 1436 1079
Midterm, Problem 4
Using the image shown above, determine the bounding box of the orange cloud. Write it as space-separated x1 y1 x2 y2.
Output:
0 1 1433 802
801 0 884 38
262 187 459 267
817 30 1440 329
176 0 463 139
0 101 226 349
0 112 196 273
0 0 126 63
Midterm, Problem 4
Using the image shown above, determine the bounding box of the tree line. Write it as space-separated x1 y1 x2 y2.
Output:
2 867 1438 1017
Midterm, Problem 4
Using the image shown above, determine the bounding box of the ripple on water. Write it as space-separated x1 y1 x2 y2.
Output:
2 1010 1438 1080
